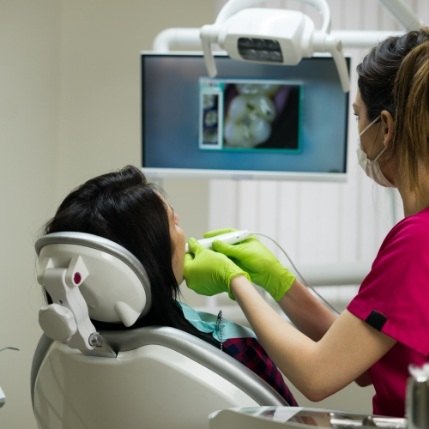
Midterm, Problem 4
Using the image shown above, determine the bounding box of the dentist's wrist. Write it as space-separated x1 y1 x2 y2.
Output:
230 274 250 299
273 269 296 301
227 272 250 300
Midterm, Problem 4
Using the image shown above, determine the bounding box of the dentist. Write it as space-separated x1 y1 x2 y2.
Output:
184 28 429 418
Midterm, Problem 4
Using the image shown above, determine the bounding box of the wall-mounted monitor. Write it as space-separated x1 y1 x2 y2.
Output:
141 52 350 181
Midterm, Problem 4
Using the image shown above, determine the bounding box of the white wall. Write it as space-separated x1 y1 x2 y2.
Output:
0 1 215 427
0 1 60 427
55 0 216 223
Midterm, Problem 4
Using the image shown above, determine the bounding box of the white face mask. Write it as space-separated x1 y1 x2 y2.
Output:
356 116 394 188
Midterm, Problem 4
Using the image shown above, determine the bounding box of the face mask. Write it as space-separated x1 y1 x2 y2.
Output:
356 116 394 188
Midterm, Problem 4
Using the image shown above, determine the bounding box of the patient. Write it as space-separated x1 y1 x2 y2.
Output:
42 165 297 405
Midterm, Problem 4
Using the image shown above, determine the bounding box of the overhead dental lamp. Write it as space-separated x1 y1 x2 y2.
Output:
153 0 425 94
199 0 350 92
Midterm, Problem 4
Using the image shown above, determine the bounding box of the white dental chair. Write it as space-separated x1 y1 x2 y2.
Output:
31 232 289 429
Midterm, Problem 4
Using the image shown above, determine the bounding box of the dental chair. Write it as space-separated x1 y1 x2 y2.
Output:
31 232 289 429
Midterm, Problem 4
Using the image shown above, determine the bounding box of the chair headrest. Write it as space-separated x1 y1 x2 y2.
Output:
35 231 152 352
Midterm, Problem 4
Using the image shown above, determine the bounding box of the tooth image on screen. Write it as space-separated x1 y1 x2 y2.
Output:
224 85 277 147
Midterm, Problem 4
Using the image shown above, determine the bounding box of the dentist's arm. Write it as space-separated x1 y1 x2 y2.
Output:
230 275 395 400
277 279 337 341
279 282 372 386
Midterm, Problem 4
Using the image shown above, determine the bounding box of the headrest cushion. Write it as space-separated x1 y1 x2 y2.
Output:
36 232 151 326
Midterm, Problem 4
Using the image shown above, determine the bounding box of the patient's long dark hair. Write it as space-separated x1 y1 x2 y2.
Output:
44 165 218 346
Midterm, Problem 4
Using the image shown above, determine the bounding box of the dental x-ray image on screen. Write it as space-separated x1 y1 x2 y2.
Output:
199 78 301 152
141 53 350 180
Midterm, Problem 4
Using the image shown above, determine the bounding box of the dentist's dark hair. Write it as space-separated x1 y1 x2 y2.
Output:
357 27 429 195
44 165 218 345
357 28 429 121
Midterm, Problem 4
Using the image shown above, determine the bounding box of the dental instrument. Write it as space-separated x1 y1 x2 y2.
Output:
186 230 252 252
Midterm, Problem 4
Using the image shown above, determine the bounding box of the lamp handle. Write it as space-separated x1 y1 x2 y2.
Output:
313 32 350 92
200 25 220 78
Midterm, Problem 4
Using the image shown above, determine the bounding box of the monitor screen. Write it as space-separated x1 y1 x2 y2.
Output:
141 53 350 181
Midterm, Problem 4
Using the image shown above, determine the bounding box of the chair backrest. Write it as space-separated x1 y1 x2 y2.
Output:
32 231 288 429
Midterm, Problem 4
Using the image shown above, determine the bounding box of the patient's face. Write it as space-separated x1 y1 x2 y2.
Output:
165 202 186 283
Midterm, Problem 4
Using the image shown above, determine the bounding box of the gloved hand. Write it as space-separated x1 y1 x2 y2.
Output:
184 238 250 299
206 229 296 301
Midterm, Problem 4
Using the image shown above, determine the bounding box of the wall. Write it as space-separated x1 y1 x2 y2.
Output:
54 0 215 236
0 1 215 427
0 1 60 427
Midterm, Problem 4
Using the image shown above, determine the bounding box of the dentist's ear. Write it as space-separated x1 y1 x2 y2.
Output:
380 110 395 148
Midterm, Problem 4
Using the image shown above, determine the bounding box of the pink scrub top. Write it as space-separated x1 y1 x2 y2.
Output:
347 207 429 417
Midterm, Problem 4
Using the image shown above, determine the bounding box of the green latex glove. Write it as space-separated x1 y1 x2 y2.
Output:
184 238 250 299
208 232 296 301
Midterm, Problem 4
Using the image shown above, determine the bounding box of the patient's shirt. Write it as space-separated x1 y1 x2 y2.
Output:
347 207 429 417
179 302 297 405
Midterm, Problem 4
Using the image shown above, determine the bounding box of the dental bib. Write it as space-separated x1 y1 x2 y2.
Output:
179 302 255 343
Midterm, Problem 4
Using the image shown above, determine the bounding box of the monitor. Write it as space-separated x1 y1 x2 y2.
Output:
141 52 350 181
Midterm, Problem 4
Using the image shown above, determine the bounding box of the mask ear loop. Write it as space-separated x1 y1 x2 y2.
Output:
359 115 381 137
359 115 388 162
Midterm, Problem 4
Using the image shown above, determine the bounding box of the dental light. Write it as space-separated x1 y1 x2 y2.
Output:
153 0 425 92
199 0 350 92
